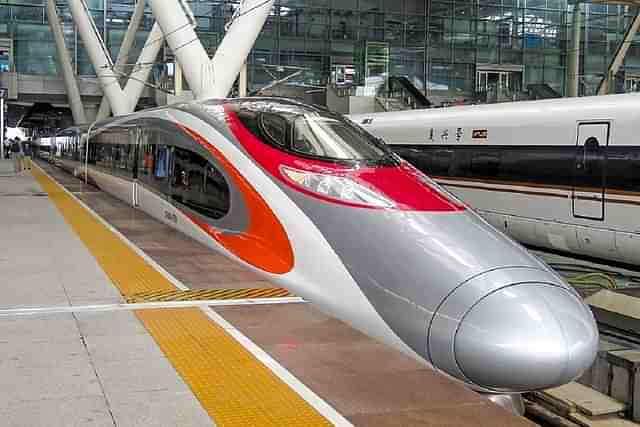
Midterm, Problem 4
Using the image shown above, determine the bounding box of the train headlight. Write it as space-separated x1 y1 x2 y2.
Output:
280 166 395 208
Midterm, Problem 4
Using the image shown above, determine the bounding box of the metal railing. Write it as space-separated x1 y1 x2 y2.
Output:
0 4 46 24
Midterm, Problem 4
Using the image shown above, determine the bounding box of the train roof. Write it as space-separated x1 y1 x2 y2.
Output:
352 92 640 121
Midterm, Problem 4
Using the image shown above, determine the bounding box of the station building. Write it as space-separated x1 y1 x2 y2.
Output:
1 0 639 125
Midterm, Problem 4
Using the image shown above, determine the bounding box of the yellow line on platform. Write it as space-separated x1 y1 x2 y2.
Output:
127 287 294 303
138 308 331 426
32 165 175 296
33 164 332 426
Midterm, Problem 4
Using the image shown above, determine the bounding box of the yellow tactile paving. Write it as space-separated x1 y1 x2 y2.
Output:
127 287 294 303
32 166 175 296
33 164 333 426
138 308 331 426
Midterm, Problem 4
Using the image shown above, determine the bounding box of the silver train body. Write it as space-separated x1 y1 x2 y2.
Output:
48 98 597 394
352 93 640 266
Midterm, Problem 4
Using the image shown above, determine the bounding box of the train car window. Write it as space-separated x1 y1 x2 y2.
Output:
576 137 604 189
260 113 288 146
95 143 113 170
583 137 601 174
170 147 230 219
142 144 170 191
137 136 153 178
290 115 387 161
137 128 171 194
429 149 453 176
230 100 395 165
450 150 472 178
110 144 136 179
470 152 501 178
608 147 640 192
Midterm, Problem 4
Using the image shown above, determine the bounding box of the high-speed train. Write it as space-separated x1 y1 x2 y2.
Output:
47 97 597 397
353 93 640 267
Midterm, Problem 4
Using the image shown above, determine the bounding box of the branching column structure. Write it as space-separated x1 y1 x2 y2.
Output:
96 0 147 120
147 0 215 100
149 0 274 100
66 0 164 117
121 23 165 110
46 0 87 125
597 9 640 95
67 0 129 116
210 0 275 98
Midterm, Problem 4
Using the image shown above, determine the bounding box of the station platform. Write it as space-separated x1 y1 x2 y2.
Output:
0 160 536 426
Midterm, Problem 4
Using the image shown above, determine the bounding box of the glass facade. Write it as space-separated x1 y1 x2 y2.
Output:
1 0 640 101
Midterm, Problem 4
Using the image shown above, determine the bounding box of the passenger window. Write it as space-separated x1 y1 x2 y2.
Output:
170 147 230 220
137 131 153 178
115 145 127 170
581 137 603 179
584 137 600 170
137 143 170 193
471 152 501 178
585 137 599 149
428 149 454 176
95 144 113 170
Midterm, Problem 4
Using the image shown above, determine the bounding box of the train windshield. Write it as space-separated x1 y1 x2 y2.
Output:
227 99 396 165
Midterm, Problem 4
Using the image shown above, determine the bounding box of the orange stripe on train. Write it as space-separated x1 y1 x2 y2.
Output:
178 124 294 275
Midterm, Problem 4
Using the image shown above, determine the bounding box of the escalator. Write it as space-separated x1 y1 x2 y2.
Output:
388 76 432 108
527 83 561 100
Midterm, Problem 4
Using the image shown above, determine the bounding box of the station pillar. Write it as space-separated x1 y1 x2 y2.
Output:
46 0 87 124
96 0 147 121
567 3 582 97
147 0 215 100
67 0 129 116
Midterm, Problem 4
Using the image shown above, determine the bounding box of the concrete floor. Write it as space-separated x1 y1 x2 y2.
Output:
0 171 213 427
0 158 15 176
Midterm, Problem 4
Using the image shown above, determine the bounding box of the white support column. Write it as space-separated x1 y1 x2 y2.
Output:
238 61 248 97
67 0 128 116
210 0 274 98
175 62 183 96
47 0 87 125
239 62 248 97
122 23 164 112
566 3 582 97
598 10 640 95
1 96 4 160
96 0 146 121
147 0 215 100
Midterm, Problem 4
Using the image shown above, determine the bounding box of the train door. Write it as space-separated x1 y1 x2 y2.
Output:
572 122 609 220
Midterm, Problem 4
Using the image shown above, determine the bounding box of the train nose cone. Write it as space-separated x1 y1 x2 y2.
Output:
454 284 598 392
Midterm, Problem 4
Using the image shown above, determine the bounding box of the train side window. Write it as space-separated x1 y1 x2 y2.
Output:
583 137 600 173
95 143 113 170
607 147 640 192
110 144 136 179
429 150 454 176
137 135 170 194
170 146 230 220
471 152 501 178
137 128 154 179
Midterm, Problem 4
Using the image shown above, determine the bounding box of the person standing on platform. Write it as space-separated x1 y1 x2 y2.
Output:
11 138 23 173
23 138 32 170
2 138 9 159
